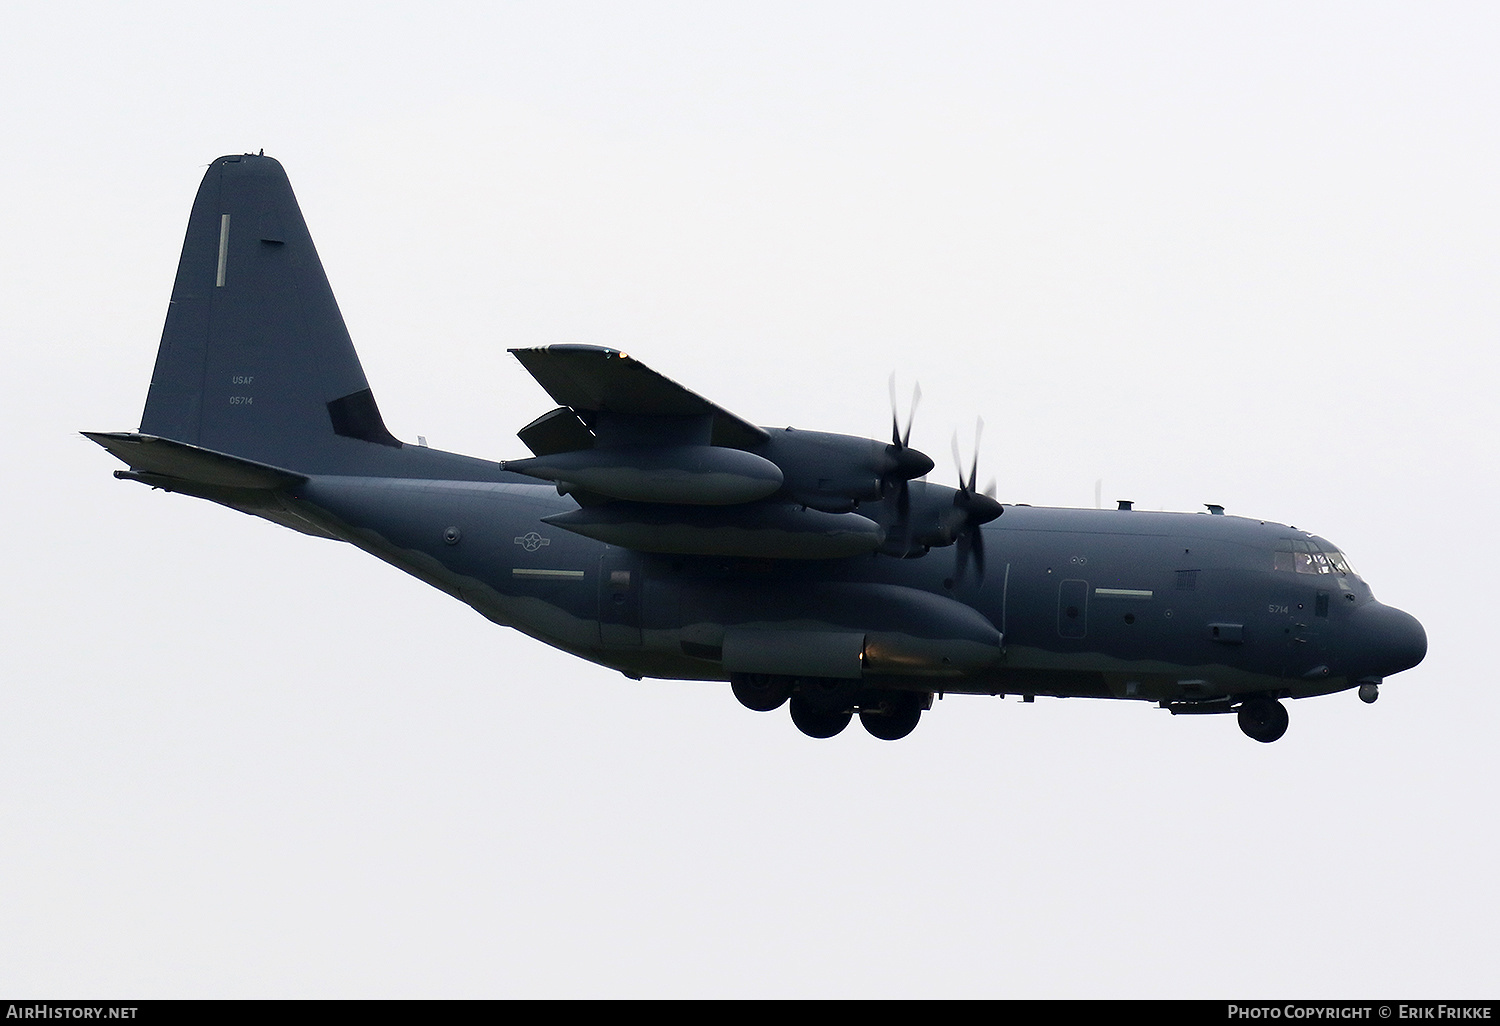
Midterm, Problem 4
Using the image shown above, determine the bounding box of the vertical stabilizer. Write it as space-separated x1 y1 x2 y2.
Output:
141 154 399 472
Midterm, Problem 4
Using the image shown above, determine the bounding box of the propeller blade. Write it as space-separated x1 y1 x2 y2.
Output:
888 373 901 447
968 418 984 493
971 522 986 578
955 524 986 578
888 376 922 450
948 417 997 582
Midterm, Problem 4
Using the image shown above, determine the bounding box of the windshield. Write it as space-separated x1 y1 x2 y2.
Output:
1273 537 1358 576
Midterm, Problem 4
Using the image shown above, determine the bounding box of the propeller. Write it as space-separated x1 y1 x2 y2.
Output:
946 419 1003 581
884 375 931 483
879 375 934 549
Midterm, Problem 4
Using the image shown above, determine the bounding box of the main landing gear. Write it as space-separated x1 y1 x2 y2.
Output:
730 673 929 741
1236 695 1290 743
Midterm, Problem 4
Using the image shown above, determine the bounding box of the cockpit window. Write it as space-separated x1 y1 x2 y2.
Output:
1274 538 1357 576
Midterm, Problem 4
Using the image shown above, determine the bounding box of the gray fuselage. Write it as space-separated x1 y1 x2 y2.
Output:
288 467 1426 708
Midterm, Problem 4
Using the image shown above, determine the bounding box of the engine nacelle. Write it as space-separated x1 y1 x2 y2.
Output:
752 428 932 512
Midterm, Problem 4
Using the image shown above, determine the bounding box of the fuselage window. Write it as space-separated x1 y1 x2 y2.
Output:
1299 551 1333 574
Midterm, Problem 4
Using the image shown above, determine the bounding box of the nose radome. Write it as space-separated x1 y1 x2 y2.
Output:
1356 602 1427 678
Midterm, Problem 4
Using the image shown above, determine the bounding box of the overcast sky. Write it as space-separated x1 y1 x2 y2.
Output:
2 1 1496 998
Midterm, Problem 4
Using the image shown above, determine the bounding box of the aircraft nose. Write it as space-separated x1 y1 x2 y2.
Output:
1352 602 1427 678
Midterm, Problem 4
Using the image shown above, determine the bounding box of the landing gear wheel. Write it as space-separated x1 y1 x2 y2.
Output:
859 691 925 741
789 695 852 738
730 673 790 712
1237 696 1290 743
795 676 862 713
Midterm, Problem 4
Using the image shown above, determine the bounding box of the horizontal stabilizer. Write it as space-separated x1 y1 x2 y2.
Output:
83 432 306 490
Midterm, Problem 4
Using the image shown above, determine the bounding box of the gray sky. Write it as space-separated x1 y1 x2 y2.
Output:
2 1 1495 997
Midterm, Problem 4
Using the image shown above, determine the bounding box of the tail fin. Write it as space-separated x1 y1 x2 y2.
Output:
140 154 401 472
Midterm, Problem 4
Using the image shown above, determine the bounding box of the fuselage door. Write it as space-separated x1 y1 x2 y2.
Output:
1280 587 1332 678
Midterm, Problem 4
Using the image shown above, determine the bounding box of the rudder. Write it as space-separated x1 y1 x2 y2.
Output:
141 154 400 472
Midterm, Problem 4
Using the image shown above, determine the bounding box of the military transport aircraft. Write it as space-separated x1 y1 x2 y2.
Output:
86 154 1427 743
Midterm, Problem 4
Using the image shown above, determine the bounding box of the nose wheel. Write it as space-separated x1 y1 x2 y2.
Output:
1237 696 1289 743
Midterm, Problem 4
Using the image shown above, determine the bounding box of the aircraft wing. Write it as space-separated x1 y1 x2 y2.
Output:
509 345 769 452
503 346 959 561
